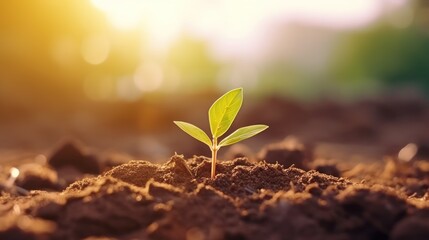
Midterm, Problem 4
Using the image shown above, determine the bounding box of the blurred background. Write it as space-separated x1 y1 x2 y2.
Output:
1 0 429 160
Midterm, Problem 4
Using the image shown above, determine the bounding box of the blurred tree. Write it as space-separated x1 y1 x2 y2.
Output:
329 3 429 95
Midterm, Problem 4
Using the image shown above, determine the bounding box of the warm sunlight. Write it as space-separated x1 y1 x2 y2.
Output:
3 1 429 238
91 0 143 30
90 0 407 55
91 0 186 52
87 0 412 95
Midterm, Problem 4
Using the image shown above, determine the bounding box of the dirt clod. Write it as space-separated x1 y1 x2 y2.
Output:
258 137 312 170
48 141 101 174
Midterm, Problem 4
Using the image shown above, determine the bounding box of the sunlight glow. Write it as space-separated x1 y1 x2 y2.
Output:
91 0 406 55
280 0 382 28
91 0 143 30
10 167 20 179
91 0 409 62
88 0 411 96
81 34 110 65
134 63 164 92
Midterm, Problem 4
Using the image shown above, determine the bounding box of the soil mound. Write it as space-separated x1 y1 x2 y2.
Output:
0 155 428 240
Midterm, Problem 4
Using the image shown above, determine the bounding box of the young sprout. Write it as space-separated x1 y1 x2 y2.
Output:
174 88 268 179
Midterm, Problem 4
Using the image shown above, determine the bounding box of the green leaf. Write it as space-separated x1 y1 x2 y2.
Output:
218 125 268 147
174 121 212 147
209 88 243 138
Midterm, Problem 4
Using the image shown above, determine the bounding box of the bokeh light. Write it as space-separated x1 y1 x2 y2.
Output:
0 0 425 113
81 34 111 65
1 0 429 162
134 63 164 92
91 0 143 30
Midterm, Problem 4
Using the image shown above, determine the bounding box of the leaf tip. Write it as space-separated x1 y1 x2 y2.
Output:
229 87 243 95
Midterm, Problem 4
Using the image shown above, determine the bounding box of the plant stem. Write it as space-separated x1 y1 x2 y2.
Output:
211 138 218 179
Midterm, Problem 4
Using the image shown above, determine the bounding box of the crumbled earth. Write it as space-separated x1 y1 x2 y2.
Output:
257 136 312 170
0 151 428 240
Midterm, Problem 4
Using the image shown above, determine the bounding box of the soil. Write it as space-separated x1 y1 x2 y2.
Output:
1 94 429 240
0 145 429 240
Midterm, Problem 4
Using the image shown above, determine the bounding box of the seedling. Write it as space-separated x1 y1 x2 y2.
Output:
174 88 268 179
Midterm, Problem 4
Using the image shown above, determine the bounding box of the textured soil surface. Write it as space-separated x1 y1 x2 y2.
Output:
2 95 429 239
1 141 429 240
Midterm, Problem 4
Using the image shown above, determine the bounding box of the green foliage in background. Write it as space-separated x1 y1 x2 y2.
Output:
330 23 429 94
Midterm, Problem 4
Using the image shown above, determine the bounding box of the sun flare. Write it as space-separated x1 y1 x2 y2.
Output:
90 0 407 58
